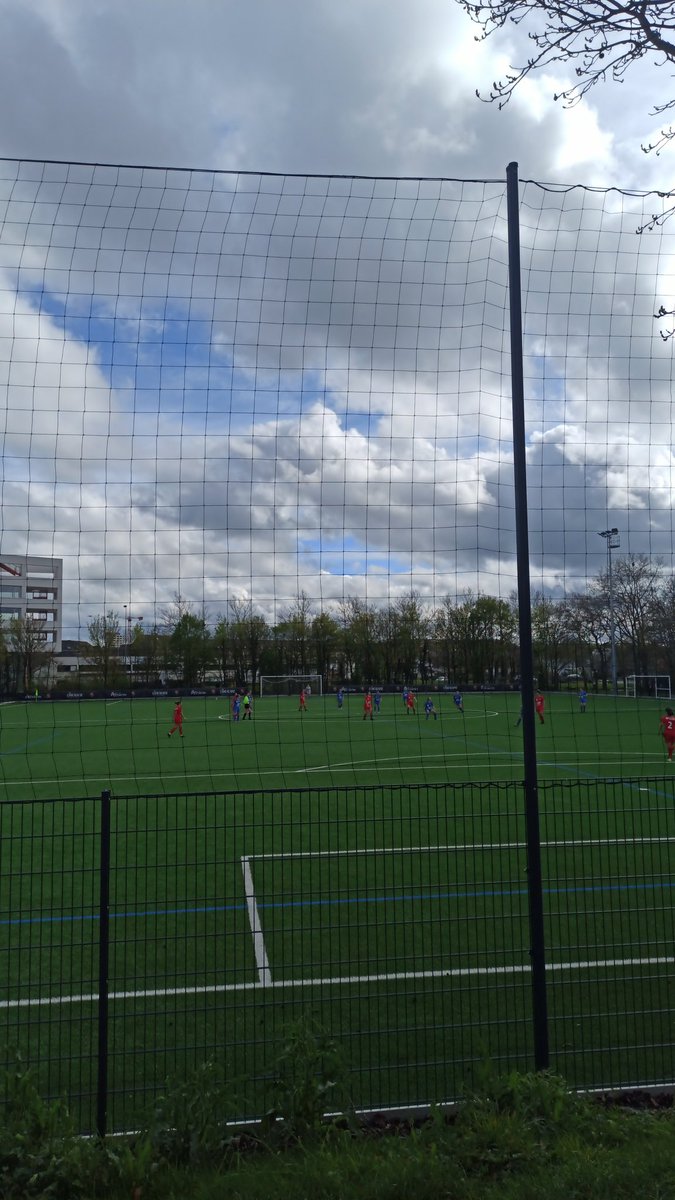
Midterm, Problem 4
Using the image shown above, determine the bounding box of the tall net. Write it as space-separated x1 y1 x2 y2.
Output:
1 163 674 795
3 162 675 1126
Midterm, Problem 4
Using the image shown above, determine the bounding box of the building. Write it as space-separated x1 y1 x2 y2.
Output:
0 556 63 653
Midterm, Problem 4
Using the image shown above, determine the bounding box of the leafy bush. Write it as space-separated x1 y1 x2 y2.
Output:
0 1058 98 1198
143 1060 239 1169
261 1013 355 1143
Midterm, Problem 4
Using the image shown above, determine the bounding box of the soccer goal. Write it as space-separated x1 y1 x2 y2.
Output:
259 674 323 698
625 674 672 699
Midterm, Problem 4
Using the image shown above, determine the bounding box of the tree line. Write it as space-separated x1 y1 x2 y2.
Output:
1 555 674 694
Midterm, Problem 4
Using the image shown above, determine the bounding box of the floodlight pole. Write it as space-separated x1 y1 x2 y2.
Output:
122 606 143 680
598 529 620 695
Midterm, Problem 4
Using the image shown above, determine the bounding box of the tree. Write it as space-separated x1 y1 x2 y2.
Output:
7 616 52 692
225 600 270 687
343 598 379 685
562 592 608 687
212 617 232 684
531 593 567 688
434 597 469 684
279 592 314 674
87 612 123 690
596 554 662 676
310 611 340 683
457 1 675 332
168 612 211 686
394 592 429 684
0 622 11 694
457 1 675 153
130 623 164 686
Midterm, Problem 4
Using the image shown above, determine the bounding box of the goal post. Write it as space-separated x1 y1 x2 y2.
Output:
259 674 323 698
624 675 671 699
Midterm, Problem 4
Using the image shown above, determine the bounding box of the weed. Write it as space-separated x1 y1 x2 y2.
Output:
261 1012 355 1143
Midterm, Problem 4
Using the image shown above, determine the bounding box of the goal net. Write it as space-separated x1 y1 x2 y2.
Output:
259 675 323 698
625 675 672 699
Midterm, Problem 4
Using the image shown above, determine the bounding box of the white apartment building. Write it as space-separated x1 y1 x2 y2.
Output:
0 555 63 653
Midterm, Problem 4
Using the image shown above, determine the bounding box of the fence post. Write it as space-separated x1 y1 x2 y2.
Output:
506 161 550 1071
96 788 112 1137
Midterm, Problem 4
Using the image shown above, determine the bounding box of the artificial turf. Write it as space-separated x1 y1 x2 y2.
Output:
1 690 674 1132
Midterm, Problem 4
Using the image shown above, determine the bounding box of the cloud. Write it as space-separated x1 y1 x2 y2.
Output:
0 4 674 633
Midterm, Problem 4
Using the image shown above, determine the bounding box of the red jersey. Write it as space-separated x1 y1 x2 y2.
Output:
406 693 415 708
535 695 545 712
364 693 373 711
173 704 183 724
661 714 675 740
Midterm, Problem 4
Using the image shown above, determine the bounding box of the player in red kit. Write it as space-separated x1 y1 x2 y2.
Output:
299 688 307 713
535 692 545 725
363 690 373 720
660 708 675 761
406 690 416 715
168 700 184 738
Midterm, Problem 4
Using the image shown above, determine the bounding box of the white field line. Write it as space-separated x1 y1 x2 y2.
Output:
3 955 674 1010
241 855 271 986
249 836 675 861
0 755 671 791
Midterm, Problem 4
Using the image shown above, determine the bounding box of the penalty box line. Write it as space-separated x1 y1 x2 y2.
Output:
3 955 674 1010
241 855 271 986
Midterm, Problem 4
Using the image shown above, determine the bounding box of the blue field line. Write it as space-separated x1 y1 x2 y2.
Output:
458 719 675 804
3 873 675 928
0 732 63 757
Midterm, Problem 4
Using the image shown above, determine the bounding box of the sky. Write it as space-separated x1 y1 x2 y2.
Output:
0 0 674 634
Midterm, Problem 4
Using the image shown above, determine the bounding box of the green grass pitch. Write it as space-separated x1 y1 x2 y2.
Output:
0 688 673 799
1 690 675 1132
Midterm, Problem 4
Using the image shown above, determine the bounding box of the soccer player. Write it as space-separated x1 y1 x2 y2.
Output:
374 688 381 713
337 687 344 709
579 687 588 713
453 690 464 714
242 693 253 720
424 697 438 721
660 707 675 762
535 692 545 725
406 690 416 715
168 699 184 738
363 690 373 720
299 688 307 713
402 686 409 708
232 693 241 722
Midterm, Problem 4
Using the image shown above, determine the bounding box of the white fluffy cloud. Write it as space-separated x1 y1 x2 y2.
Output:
0 1 674 632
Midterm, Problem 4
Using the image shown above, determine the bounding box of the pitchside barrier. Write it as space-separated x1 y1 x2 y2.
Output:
2 777 674 1135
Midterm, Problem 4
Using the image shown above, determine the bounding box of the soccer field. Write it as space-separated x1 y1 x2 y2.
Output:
2 691 675 1132
0 689 672 800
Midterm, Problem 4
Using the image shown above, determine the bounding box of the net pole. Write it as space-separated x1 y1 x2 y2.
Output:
506 161 550 1071
96 788 112 1137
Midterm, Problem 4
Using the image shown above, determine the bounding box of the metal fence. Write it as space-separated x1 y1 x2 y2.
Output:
2 777 674 1134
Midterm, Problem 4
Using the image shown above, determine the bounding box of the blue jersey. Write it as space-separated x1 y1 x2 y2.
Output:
425 700 433 715
579 690 587 705
453 692 463 707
